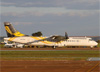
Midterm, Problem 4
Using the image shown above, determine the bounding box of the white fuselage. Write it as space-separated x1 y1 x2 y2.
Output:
4 36 98 47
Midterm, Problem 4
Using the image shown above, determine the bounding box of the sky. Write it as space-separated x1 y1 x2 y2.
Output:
0 0 100 36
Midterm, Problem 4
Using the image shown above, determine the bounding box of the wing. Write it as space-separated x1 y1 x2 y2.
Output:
48 32 69 42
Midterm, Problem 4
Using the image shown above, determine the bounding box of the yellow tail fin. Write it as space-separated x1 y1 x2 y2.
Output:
4 22 25 37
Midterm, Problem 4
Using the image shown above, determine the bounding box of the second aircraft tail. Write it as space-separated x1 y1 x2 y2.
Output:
4 22 25 37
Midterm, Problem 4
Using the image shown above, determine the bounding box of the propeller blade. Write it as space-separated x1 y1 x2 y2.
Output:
65 32 69 39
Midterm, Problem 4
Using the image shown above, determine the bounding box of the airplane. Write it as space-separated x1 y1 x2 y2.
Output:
4 43 14 48
4 22 98 48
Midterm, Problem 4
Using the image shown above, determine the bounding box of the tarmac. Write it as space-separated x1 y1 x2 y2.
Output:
0 60 100 72
0 47 100 72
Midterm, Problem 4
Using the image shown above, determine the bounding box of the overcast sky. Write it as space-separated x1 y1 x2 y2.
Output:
0 0 100 36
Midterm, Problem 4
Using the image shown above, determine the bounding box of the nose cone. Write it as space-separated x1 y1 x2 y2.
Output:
95 42 98 46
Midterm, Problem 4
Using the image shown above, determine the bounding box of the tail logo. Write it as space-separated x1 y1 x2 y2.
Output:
5 26 13 34
5 26 25 37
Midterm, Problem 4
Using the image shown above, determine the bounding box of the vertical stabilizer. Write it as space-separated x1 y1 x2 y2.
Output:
4 22 25 37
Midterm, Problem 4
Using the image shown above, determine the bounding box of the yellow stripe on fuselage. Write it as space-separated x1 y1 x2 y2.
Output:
31 37 53 44
39 37 63 44
13 31 25 36
31 37 40 40
41 40 53 44
39 37 54 44
8 37 17 41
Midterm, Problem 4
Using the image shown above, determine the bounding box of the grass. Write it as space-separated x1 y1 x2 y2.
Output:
0 44 4 48
97 43 100 47
0 51 99 60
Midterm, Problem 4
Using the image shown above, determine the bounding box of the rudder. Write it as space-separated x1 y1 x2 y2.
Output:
4 22 25 37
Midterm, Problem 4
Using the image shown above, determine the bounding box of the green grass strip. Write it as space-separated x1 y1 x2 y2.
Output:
0 51 99 59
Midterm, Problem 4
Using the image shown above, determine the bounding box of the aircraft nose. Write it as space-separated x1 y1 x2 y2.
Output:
95 42 98 46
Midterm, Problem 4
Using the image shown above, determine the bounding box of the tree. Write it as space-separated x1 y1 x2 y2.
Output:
32 31 43 37
97 40 100 43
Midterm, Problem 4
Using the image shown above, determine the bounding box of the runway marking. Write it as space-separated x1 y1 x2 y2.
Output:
87 57 100 61
87 62 99 72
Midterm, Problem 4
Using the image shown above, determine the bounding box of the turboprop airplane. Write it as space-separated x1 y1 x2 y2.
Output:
4 22 98 48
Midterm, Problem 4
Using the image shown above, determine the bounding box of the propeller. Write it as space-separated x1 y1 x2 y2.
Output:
26 32 69 44
65 32 69 39
50 32 69 42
